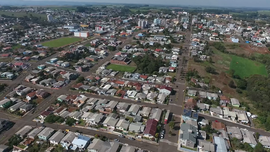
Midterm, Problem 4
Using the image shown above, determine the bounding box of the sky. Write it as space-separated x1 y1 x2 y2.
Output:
0 0 270 8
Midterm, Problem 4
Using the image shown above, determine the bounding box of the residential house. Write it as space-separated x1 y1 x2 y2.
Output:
88 113 104 126
182 109 198 122
207 92 218 100
0 99 12 108
259 136 270 149
214 136 228 152
197 139 216 152
9 102 25 112
117 103 130 113
128 104 140 116
210 107 223 118
227 126 242 140
138 107 151 117
158 86 172 95
219 96 230 107
185 98 197 109
240 129 257 148
187 90 197 96
36 89 50 99
143 119 158 138
27 127 44 139
116 119 129 131
71 135 91 151
49 130 65 145
60 131 77 150
38 127 54 141
223 107 237 121
20 104 33 113
197 103 210 111
103 116 119 130
231 98 240 107
149 108 162 121
26 91 36 101
126 90 137 98
146 92 158 101
179 123 197 148
135 93 146 101
237 112 249 124
87 139 119 152
199 91 207 99
120 145 136 152
198 119 209 126
129 122 144 133
15 125 33 138
157 93 167 104
81 112 94 121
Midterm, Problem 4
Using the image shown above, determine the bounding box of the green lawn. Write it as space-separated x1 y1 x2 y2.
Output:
0 11 46 19
230 55 268 78
106 64 136 72
42 37 82 48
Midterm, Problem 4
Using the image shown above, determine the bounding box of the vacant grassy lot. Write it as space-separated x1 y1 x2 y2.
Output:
106 64 136 72
42 37 82 48
0 11 46 19
230 55 268 78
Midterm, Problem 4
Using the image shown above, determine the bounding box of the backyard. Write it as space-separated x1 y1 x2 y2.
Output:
42 37 82 48
106 64 137 73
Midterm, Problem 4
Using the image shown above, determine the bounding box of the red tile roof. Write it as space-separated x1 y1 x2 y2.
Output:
140 75 148 79
144 119 158 136
27 91 36 97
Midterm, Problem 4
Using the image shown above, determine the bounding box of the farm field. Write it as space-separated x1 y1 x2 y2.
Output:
230 55 268 78
0 11 46 19
106 64 137 73
42 37 82 48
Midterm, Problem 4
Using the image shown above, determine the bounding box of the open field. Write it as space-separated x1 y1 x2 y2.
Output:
0 11 46 19
189 48 268 95
230 55 268 78
258 10 270 15
106 64 137 73
42 37 82 48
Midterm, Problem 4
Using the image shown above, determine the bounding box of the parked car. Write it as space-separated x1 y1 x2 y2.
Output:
118 134 124 138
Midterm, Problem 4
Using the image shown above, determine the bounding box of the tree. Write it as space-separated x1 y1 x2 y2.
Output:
205 66 216 74
237 79 247 90
168 121 175 131
66 117 76 126
108 46 116 51
254 132 260 140
76 76 85 83
254 142 265 152
228 80 236 88
52 145 64 152
155 133 159 138
8 135 22 147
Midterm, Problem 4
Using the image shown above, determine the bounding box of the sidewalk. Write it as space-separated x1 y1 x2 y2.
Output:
198 112 250 128
75 125 159 145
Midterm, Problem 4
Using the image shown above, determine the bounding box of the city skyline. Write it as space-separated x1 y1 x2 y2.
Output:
0 0 269 8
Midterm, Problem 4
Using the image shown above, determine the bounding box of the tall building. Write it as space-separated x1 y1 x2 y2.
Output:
138 20 148 29
47 14 54 22
153 18 161 25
